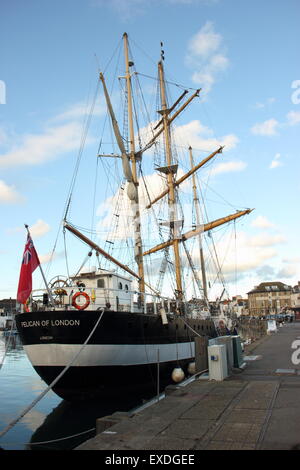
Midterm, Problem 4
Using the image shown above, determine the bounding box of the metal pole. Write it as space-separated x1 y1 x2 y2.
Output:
157 349 160 401
25 224 55 307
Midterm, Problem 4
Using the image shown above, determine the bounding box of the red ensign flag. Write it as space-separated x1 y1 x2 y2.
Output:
17 234 40 304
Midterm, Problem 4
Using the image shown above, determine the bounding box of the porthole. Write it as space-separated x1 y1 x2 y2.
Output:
118 282 123 290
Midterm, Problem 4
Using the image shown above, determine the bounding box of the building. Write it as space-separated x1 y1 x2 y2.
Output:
0 298 16 315
220 295 249 317
291 282 300 319
247 282 292 316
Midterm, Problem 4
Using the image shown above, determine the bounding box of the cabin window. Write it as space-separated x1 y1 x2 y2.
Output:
118 282 123 290
125 284 129 292
97 278 105 288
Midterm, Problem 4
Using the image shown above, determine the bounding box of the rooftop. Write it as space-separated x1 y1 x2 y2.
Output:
247 282 292 295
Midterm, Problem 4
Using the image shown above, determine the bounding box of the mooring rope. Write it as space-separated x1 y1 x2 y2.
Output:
0 309 105 440
178 316 202 337
0 426 96 449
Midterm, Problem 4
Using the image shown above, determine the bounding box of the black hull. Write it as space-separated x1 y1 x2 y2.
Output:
34 361 190 401
16 309 217 401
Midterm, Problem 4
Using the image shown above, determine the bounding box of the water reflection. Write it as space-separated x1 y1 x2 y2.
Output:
0 334 158 450
28 392 150 450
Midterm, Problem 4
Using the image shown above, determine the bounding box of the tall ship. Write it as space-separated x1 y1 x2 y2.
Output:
15 34 252 401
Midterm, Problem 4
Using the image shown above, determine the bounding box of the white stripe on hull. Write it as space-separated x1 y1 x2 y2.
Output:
24 342 195 367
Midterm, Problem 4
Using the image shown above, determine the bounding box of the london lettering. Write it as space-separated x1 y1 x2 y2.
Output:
21 319 80 327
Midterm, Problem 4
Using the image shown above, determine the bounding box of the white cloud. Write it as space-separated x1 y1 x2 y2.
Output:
256 264 275 279
173 120 239 152
0 180 24 204
29 219 51 238
277 265 297 279
269 152 283 169
187 22 222 58
53 99 105 122
253 102 265 110
0 97 100 170
251 215 275 229
252 97 276 109
269 160 282 169
210 160 247 176
0 122 86 169
249 232 286 247
38 252 56 264
186 22 229 93
138 118 239 155
251 111 300 138
251 118 279 136
282 257 300 264
206 230 278 277
286 110 300 126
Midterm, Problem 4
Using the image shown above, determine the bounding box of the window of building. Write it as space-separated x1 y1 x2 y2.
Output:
97 278 105 288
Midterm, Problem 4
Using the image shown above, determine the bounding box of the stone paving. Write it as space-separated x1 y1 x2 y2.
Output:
76 322 300 451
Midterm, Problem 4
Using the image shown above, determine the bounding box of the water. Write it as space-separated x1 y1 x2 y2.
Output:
0 334 157 450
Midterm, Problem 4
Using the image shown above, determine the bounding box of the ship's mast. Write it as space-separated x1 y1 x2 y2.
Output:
143 208 253 256
189 146 208 301
158 60 183 300
123 33 145 295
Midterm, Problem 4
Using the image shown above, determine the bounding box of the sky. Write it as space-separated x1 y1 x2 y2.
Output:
0 0 299 301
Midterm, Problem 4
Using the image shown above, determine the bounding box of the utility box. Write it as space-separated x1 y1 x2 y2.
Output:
216 336 234 373
208 344 228 381
231 335 244 368
209 336 233 375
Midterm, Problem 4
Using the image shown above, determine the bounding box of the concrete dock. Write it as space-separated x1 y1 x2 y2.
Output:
76 321 300 450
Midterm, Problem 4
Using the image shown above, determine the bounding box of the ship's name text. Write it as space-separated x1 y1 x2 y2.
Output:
21 319 80 328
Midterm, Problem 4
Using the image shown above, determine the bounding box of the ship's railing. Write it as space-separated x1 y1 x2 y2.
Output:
26 286 187 315
19 284 212 318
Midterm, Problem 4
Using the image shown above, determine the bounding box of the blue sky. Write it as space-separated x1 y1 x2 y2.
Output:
0 0 299 300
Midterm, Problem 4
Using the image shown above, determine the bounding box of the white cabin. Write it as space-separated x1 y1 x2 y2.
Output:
69 268 133 311
29 268 135 312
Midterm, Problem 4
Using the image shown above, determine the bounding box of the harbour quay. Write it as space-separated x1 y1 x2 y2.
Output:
76 321 300 451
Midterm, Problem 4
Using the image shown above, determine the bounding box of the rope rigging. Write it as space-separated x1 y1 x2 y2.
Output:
42 31 247 303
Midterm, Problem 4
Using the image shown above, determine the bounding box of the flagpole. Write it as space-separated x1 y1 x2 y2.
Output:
24 224 55 307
